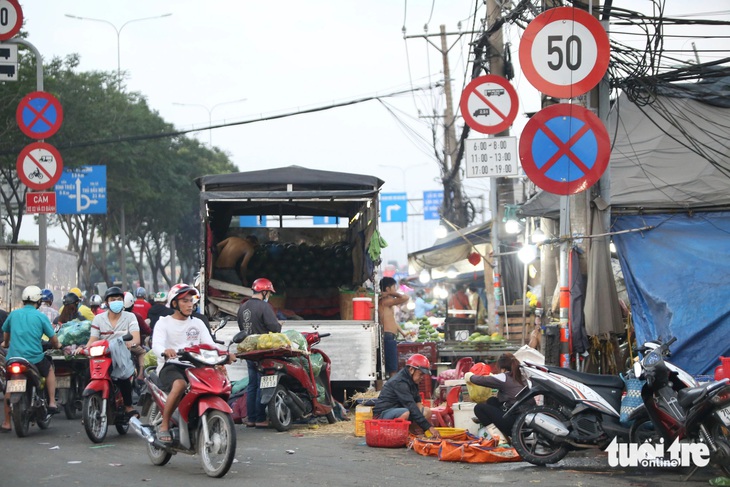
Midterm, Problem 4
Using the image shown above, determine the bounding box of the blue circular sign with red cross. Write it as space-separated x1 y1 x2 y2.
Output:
519 103 609 195
16 91 64 140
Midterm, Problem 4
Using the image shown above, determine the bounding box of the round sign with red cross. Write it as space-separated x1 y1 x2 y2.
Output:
519 103 609 195
16 142 64 191
519 7 610 99
460 75 519 134
0 0 23 41
16 91 64 139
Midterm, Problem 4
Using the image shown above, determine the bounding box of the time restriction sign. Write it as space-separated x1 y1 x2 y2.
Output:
519 7 610 99
465 136 519 178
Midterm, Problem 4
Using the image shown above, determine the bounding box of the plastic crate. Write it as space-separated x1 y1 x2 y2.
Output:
364 419 411 448
397 342 438 370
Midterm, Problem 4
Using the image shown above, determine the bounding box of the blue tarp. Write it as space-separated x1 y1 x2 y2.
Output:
612 212 730 376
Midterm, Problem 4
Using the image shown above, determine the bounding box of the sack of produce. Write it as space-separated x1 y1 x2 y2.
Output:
310 352 324 376
284 329 307 352
57 319 91 346
143 349 158 369
256 332 291 350
237 334 261 353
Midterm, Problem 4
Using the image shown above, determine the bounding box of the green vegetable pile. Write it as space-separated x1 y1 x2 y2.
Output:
415 317 441 343
467 331 504 343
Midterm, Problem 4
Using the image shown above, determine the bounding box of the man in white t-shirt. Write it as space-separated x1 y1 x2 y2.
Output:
151 283 235 444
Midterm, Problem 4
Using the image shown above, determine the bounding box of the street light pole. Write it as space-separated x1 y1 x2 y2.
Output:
65 13 172 290
173 99 248 146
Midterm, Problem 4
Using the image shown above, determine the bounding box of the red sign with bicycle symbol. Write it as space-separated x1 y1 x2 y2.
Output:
16 142 64 191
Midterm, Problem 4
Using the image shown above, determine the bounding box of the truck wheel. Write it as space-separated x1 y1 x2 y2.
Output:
268 385 292 432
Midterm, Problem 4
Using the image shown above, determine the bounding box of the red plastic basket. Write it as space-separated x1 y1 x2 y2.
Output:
364 419 411 448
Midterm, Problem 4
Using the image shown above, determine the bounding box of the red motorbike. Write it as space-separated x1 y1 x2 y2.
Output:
81 334 134 443
239 331 336 431
131 327 244 478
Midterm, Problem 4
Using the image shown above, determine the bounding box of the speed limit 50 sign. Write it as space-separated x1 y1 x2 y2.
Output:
519 7 609 99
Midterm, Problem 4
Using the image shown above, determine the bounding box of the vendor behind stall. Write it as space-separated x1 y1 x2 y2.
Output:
373 354 440 438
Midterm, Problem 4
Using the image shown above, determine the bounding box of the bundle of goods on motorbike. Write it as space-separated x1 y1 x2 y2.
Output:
56 319 91 347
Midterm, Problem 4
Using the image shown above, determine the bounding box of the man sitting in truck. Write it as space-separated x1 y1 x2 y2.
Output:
213 235 259 286
378 277 408 379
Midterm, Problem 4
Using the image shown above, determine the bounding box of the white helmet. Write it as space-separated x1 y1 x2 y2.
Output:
123 291 135 310
167 283 199 306
90 294 103 306
22 285 43 303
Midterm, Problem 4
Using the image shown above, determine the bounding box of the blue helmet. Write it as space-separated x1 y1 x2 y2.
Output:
41 288 54 303
136 287 147 298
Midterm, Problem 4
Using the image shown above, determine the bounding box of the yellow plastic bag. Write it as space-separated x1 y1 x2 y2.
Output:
238 334 261 353
466 381 493 404
256 332 291 350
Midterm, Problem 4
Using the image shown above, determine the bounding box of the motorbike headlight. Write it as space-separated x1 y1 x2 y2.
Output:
89 345 106 357
190 349 227 365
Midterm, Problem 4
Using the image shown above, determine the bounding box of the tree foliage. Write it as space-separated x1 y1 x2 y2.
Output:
0 44 237 292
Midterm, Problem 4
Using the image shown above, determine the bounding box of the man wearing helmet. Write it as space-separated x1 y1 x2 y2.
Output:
372 353 440 438
83 286 141 419
236 278 281 427
147 292 173 330
59 287 95 322
89 294 104 315
123 292 152 383
39 288 60 325
151 283 236 443
133 287 152 321
1 286 61 430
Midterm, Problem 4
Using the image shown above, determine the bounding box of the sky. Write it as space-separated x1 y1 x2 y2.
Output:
14 1 730 269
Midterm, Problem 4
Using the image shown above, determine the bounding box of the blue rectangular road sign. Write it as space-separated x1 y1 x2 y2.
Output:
55 165 107 215
239 215 267 227
380 192 407 223
423 190 443 220
313 216 339 225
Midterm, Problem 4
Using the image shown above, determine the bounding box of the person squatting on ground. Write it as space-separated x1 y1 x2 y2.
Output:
83 286 141 419
236 278 281 428
372 354 441 439
1 286 61 431
378 277 408 379
151 283 236 443
465 353 532 446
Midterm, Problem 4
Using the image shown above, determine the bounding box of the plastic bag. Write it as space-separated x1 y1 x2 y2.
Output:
57 319 91 346
310 352 324 376
257 332 291 350
237 334 260 353
466 381 493 404
109 337 135 380
143 350 158 369
284 329 307 352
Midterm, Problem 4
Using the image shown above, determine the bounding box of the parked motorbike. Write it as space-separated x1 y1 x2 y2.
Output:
507 337 730 475
51 352 89 420
5 350 54 437
629 338 730 475
80 333 134 443
130 321 245 478
239 331 337 432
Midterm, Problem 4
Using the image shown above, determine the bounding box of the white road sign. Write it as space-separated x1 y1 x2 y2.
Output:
465 136 519 178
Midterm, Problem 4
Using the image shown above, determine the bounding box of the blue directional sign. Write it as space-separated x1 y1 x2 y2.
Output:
239 215 267 227
55 165 106 215
423 190 443 220
313 216 339 225
380 192 407 223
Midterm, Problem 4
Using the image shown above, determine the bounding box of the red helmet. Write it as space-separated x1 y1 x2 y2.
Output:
406 354 431 374
252 278 275 293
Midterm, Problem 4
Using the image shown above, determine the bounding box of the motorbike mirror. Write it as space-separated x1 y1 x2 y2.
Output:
231 331 248 344
122 333 134 342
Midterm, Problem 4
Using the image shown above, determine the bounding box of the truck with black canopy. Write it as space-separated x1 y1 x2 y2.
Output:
195 166 385 392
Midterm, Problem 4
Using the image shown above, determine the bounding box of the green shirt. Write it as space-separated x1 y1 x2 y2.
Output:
2 304 55 364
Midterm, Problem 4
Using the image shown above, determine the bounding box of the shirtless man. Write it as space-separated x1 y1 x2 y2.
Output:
378 277 408 379
213 235 259 286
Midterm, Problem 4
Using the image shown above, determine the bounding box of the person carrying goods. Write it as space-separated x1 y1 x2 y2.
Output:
151 283 236 444
372 354 441 438
1 286 61 431
236 277 281 427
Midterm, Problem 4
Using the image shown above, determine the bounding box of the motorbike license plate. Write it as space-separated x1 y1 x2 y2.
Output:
56 376 71 389
718 406 730 427
6 379 26 393
260 375 278 388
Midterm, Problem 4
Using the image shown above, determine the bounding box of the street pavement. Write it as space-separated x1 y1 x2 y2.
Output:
0 404 724 487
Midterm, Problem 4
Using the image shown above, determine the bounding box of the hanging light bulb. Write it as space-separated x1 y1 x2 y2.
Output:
419 269 431 284
531 227 546 244
434 284 449 300
505 218 521 234
406 300 415 310
446 266 458 279
517 244 538 264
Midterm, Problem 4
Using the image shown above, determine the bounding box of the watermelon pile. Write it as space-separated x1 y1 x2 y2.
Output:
246 241 353 291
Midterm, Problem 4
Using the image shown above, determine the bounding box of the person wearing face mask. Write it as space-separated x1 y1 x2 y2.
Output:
236 278 281 428
83 286 141 419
